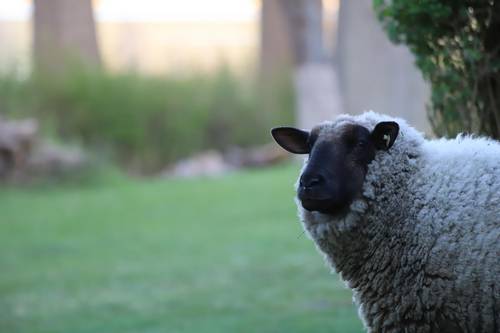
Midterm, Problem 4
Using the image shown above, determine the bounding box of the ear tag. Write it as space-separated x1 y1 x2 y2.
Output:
383 134 391 148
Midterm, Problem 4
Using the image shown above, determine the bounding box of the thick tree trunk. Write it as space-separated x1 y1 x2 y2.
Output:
282 0 341 129
336 0 430 133
260 0 342 129
279 0 325 66
33 0 100 73
260 0 293 77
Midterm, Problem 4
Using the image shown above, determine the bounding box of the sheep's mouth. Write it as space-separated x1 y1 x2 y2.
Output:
299 197 349 215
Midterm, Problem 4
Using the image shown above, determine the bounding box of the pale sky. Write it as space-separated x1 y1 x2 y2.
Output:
0 0 260 22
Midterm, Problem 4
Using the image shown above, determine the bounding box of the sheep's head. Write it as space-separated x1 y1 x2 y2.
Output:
271 120 399 215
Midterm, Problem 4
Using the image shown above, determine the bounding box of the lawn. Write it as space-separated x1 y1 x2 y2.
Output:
0 164 364 333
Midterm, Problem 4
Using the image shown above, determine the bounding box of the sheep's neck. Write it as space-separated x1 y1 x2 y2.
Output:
304 153 419 291
327 206 413 289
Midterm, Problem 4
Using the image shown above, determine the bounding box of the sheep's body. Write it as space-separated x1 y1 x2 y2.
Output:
297 112 500 333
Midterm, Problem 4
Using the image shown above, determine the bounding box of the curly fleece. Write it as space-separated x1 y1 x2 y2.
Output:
296 111 500 333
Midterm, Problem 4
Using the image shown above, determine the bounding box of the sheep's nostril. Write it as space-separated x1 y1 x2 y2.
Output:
300 174 325 189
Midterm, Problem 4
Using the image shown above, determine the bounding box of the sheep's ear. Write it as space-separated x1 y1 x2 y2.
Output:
371 121 399 150
271 127 310 154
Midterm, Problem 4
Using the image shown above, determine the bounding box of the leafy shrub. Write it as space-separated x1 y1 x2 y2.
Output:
0 67 294 172
374 0 500 139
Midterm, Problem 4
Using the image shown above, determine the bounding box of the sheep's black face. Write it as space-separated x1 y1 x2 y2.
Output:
271 121 399 215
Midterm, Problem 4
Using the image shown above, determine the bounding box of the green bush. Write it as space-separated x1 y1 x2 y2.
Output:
0 67 294 172
374 0 500 139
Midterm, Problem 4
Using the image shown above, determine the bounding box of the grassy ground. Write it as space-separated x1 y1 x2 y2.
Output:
0 164 364 333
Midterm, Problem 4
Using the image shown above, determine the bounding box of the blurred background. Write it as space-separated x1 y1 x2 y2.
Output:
1 1 498 332
0 0 432 179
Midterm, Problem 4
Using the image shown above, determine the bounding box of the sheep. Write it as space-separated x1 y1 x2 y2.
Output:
271 111 500 333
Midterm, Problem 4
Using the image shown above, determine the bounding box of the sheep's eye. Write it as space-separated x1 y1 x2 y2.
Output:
357 140 367 148
344 136 357 147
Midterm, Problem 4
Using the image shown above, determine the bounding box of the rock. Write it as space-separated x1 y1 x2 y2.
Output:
0 117 38 177
24 143 87 179
163 150 233 178
162 144 289 178
225 143 288 168
0 117 87 182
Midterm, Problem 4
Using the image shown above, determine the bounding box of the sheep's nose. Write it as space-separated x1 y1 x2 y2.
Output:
300 173 325 189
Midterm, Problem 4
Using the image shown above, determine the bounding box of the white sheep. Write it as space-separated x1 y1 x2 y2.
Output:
271 111 500 333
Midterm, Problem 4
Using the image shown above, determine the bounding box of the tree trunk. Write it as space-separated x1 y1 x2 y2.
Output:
33 0 100 73
260 0 293 77
277 0 342 129
336 0 430 133
279 0 325 66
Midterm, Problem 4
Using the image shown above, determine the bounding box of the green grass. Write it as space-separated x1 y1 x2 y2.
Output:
0 164 363 333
